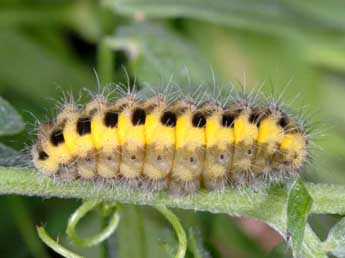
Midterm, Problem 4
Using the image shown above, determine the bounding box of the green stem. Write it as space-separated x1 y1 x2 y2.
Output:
36 226 83 258
1 168 344 216
66 200 120 247
156 206 187 258
0 168 342 257
188 228 202 258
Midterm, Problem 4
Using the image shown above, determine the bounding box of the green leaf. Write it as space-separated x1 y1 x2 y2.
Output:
281 0 345 29
105 0 344 36
0 96 24 136
104 22 211 84
287 178 313 257
210 215 267 258
115 206 176 258
105 0 345 72
268 241 291 258
324 217 345 257
0 1 107 42
0 143 20 166
7 196 50 258
0 30 93 102
116 206 148 258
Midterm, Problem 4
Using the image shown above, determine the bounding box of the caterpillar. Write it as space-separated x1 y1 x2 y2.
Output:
32 85 308 195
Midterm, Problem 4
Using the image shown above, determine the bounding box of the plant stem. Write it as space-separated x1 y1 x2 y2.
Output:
66 200 120 247
1 167 342 257
36 226 83 258
188 228 203 258
156 205 187 258
1 168 344 216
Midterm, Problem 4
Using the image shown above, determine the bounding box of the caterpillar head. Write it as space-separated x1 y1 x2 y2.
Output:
32 144 58 176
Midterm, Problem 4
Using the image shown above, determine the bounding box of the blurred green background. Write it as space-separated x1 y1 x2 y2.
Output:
1 0 345 257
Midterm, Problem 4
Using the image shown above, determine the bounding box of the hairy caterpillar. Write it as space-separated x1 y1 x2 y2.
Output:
32 85 308 195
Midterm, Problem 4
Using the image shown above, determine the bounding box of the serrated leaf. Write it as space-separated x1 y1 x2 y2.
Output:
287 178 313 257
325 217 345 257
0 97 24 136
104 22 210 84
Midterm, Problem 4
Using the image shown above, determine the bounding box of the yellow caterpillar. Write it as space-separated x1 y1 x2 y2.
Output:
32 87 308 194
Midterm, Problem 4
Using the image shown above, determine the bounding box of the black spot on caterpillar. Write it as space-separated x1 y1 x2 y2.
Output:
131 108 146 126
104 111 118 128
77 117 91 136
50 129 64 146
32 86 309 195
160 111 177 127
221 114 235 128
38 150 49 161
278 115 289 129
249 111 261 126
192 113 206 128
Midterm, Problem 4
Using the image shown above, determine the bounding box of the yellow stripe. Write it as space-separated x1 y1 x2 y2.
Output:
145 112 175 147
91 112 119 151
257 116 284 152
280 133 305 152
206 114 234 149
118 110 145 150
176 112 205 149
63 113 94 157
234 113 258 144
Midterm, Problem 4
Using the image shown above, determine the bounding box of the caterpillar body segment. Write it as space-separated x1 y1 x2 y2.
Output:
56 105 96 179
142 97 175 191
170 101 206 195
271 119 307 173
32 88 308 194
116 97 146 187
33 123 70 176
231 104 259 183
204 104 234 191
252 107 285 176
85 98 121 178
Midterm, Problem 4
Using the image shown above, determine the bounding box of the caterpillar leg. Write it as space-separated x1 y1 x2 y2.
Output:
142 144 173 191
231 143 255 184
204 145 232 191
76 153 97 179
58 162 78 180
119 144 144 188
96 148 120 178
169 147 204 195
169 178 200 196
141 177 168 192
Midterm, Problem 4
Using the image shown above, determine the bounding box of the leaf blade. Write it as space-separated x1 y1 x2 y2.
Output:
287 178 313 257
104 22 211 84
0 97 24 136
325 217 345 257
